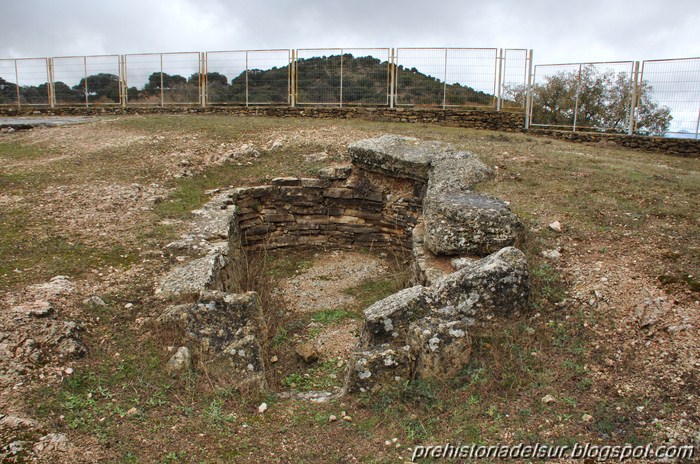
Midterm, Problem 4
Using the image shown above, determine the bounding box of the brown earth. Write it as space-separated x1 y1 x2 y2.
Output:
0 115 697 463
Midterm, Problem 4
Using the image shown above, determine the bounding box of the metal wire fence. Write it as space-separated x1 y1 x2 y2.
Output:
395 48 498 108
295 48 390 106
124 52 201 106
639 58 700 138
500 49 530 110
1 47 698 139
51 55 122 106
527 58 700 138
529 61 636 132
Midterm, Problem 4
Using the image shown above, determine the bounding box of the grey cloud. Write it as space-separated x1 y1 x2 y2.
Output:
0 0 698 64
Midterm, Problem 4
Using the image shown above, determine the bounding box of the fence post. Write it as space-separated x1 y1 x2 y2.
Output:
120 55 127 108
524 50 534 130
14 60 20 109
290 50 295 108
84 56 89 107
199 52 204 108
389 48 395 109
160 54 164 107
245 51 249 107
628 61 640 135
442 49 448 109
47 58 55 108
572 63 582 131
695 107 699 140
339 50 344 107
496 48 506 111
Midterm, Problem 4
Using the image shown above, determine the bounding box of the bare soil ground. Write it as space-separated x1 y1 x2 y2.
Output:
0 115 698 463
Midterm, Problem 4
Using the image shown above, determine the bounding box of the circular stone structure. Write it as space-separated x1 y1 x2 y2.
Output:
154 135 529 395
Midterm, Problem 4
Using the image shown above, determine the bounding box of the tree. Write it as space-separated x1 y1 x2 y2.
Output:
144 72 187 93
74 73 120 103
0 77 18 104
505 65 672 135
188 72 228 86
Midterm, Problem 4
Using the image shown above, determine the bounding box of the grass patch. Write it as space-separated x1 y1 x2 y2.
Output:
281 358 345 392
344 276 407 310
0 141 44 159
311 309 359 324
0 208 137 292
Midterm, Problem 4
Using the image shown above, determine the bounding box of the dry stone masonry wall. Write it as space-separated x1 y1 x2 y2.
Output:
154 135 530 394
2 106 697 156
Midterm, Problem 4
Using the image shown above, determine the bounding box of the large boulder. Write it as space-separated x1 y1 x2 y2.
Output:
431 246 530 321
407 316 472 380
423 191 523 256
158 291 266 390
345 344 412 393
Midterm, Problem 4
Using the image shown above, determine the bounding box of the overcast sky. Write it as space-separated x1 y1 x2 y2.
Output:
1 0 698 64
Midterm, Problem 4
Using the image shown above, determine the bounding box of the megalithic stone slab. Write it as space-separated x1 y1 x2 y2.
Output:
423 191 523 256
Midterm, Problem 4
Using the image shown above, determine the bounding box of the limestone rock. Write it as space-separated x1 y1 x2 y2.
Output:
549 221 562 232
158 291 262 353
407 316 471 380
212 334 266 390
0 414 39 430
12 300 53 318
345 344 412 393
450 257 476 270
411 222 450 286
432 246 529 321
295 342 319 364
51 321 87 358
33 433 69 454
542 249 561 260
349 135 433 181
27 276 74 300
362 286 433 346
353 246 529 390
318 165 352 180
427 153 493 194
155 253 231 299
159 291 266 390
423 191 523 256
166 346 191 375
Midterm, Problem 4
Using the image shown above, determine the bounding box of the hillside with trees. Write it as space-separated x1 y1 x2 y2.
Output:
0 54 494 107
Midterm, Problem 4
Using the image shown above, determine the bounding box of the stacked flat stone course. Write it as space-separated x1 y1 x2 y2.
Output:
232 166 423 252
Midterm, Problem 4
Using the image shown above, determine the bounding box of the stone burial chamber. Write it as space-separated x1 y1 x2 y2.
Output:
154 134 529 395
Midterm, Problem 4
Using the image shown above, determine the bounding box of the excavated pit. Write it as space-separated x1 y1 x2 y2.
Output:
155 135 530 397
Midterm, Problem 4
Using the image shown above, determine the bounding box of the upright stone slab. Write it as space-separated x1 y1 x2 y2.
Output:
423 191 523 256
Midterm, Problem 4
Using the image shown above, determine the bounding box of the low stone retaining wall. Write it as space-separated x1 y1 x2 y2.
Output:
3 105 697 156
530 129 699 157
0 105 524 132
